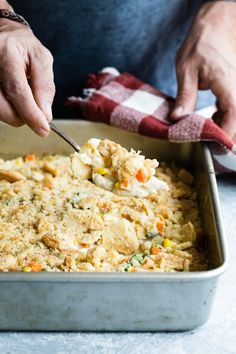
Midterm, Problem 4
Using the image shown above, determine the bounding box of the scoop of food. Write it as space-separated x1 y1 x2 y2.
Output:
71 138 168 197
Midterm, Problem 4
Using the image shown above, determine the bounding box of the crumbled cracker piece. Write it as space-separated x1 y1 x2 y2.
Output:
0 169 26 182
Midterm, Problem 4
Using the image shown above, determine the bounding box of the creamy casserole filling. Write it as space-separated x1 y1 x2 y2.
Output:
0 139 207 272
72 138 168 197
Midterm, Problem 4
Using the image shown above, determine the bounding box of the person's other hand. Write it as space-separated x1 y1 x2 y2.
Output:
0 18 55 136
171 2 236 143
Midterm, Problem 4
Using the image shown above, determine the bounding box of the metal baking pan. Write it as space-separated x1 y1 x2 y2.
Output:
0 120 228 331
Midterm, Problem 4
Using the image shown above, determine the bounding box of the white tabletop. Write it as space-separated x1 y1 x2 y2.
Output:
0 176 235 354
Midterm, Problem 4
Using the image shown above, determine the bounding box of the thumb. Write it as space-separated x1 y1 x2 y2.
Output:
171 69 198 120
210 80 236 141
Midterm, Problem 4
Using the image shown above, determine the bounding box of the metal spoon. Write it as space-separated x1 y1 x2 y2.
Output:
49 122 80 152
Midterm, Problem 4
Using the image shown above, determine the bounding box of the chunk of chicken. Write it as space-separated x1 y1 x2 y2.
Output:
70 152 92 180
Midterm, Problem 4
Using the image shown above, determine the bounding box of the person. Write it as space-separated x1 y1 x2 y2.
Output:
0 0 235 142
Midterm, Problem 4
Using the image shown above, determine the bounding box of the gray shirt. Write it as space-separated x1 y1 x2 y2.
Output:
11 0 214 117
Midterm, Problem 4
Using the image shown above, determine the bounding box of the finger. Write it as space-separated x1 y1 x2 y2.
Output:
211 79 236 139
30 47 55 122
220 111 236 139
171 66 198 120
0 89 24 127
0 57 50 137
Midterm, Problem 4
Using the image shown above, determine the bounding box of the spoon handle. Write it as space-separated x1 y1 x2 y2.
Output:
49 122 80 152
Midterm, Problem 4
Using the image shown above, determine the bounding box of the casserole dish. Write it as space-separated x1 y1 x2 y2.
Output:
0 120 227 331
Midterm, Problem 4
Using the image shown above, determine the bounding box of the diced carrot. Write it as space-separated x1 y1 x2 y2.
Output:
135 168 148 183
119 258 129 264
127 266 136 272
80 243 90 248
156 221 165 233
25 154 36 162
130 268 137 272
151 247 160 255
28 261 42 272
121 178 129 188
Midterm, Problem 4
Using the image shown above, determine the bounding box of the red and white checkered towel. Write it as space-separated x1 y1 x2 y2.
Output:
66 68 236 173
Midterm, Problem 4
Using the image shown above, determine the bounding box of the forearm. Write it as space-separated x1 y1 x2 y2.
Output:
0 0 13 11
0 0 54 136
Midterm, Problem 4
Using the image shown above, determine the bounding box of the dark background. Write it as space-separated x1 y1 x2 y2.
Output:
11 0 207 118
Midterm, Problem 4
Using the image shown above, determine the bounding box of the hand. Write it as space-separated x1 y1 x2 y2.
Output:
0 18 55 136
171 1 236 142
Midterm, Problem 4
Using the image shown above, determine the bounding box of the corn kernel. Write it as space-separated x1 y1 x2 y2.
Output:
163 239 171 248
23 267 32 272
114 182 120 189
15 158 22 166
96 167 108 175
163 238 176 248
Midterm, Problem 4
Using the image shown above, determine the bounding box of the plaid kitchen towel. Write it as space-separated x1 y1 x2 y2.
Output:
66 68 236 173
